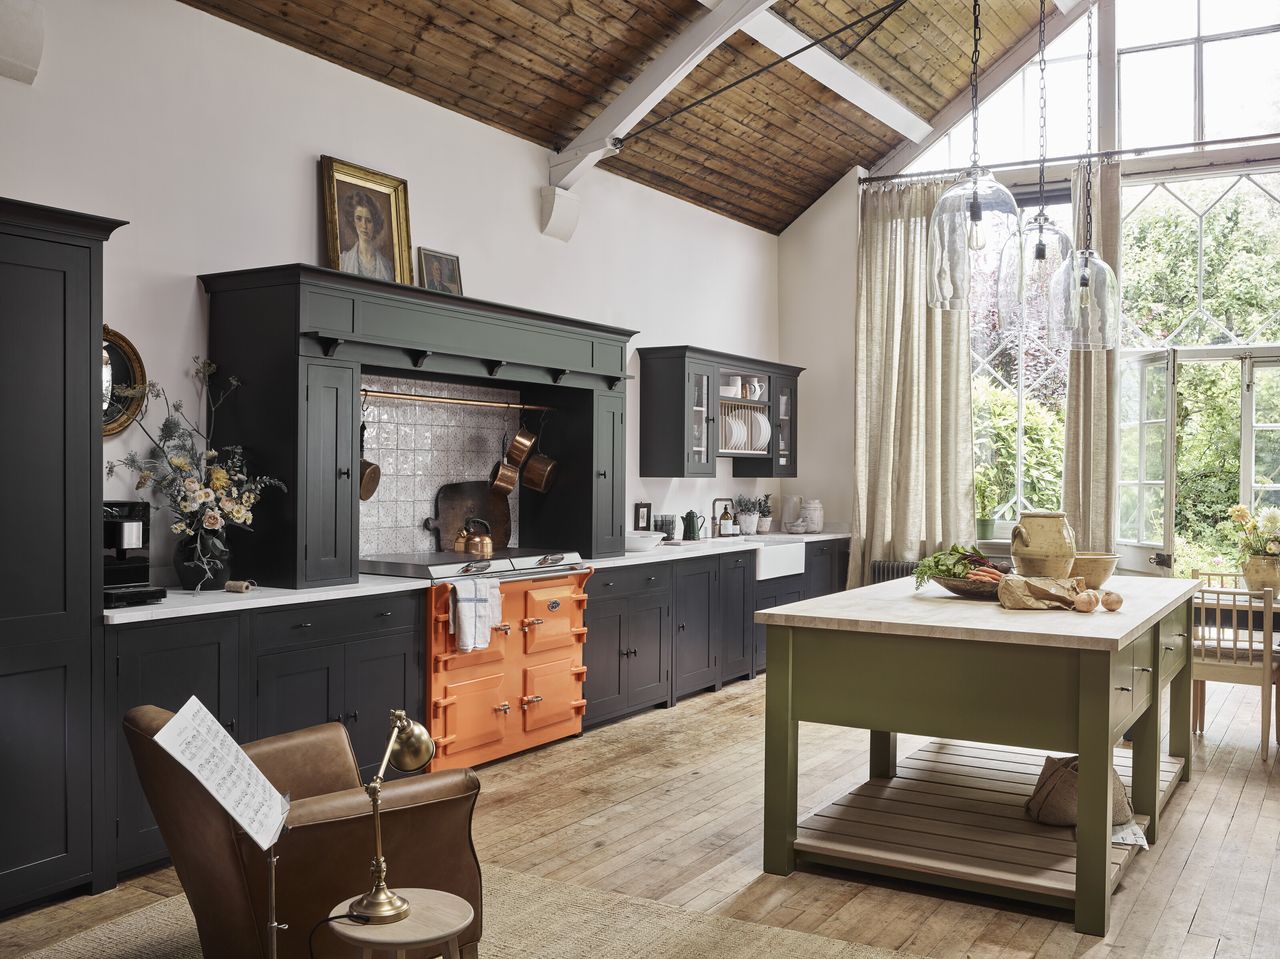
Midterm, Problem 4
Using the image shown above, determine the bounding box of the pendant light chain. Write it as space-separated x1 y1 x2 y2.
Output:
1083 2 1095 251
970 0 982 168
1036 0 1047 220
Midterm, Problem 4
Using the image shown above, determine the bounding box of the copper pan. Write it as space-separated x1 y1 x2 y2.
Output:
505 427 537 468
522 452 557 493
490 458 519 495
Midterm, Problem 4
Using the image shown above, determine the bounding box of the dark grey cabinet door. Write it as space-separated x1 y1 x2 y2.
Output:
594 392 626 556
754 573 806 674
773 374 798 478
257 644 345 741
583 596 628 723
673 557 719 697
805 541 838 598
719 552 754 682
686 361 717 478
114 619 238 869
344 631 417 776
303 361 357 585
625 593 670 705
0 640 91 907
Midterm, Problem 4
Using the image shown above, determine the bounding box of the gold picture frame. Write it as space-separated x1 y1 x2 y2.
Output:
102 325 146 437
321 156 412 284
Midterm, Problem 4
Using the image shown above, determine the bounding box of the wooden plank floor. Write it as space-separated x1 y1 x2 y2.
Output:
2 676 1278 958
796 740 1182 904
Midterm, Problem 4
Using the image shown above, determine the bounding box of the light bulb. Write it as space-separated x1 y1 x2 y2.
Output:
1076 271 1092 316
967 216 987 251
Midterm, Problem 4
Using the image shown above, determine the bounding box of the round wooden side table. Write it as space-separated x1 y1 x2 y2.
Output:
328 888 474 959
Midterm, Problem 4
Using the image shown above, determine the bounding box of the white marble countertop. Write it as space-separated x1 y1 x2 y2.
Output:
587 531 849 571
755 574 1200 652
104 575 430 625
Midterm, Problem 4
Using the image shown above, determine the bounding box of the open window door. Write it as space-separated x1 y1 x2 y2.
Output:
1116 350 1177 575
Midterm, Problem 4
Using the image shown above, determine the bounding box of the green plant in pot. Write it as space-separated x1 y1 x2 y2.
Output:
1227 503 1280 591
107 359 284 592
757 493 773 533
974 464 999 541
734 493 760 535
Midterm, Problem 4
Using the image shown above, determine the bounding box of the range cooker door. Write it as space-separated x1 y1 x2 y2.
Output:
522 582 587 655
522 659 587 732
432 672 507 757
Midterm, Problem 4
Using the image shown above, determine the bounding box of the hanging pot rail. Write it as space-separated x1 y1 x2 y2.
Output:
359 388 553 413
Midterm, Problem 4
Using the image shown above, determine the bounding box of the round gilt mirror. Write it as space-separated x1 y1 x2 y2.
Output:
102 326 146 437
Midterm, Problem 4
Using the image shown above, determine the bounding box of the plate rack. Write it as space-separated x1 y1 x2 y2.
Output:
718 399 771 455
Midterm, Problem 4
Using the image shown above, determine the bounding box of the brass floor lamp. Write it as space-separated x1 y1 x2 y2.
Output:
348 709 436 923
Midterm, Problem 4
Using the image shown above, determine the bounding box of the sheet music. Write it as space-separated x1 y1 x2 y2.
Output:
154 695 290 851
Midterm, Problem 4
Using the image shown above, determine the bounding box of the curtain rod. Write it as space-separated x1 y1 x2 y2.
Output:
360 388 553 413
859 131 1280 184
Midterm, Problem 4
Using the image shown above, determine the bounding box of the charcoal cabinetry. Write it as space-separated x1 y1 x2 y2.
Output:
0 200 124 911
805 540 838 598
583 567 672 727
752 573 807 675
673 556 721 698
719 551 756 682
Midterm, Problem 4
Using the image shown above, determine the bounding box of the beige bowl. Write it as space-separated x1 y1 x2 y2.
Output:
1070 552 1119 590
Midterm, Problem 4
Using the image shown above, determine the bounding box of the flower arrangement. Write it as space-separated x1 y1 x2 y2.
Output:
106 359 284 591
1227 503 1280 555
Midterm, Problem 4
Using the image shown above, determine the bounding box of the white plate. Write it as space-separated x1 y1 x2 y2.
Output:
752 410 771 451
733 413 748 449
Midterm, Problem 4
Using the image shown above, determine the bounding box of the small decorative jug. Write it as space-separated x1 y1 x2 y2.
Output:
681 510 706 541
1011 511 1076 577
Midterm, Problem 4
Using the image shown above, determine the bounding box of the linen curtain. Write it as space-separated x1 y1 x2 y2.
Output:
1062 160 1121 552
849 179 975 587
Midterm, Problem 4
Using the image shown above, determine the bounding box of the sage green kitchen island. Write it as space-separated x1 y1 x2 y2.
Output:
757 574 1199 936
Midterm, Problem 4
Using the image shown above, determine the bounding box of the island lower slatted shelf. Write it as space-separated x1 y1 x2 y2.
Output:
795 740 1184 907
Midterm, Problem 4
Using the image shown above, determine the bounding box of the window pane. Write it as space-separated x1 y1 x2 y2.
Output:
1145 368 1167 420
1121 426 1141 479
1200 2 1280 35
1120 46 1194 149
1204 33 1280 140
1256 367 1280 422
1119 484 1140 540
1144 429 1165 482
1122 186 1199 344
1201 179 1280 342
1256 429 1280 484
1144 484 1166 544
1118 0 1197 47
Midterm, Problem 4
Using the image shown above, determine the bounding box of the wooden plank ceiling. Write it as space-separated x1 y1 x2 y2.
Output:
179 1 1041 233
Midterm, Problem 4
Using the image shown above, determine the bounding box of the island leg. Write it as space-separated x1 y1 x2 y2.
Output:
1075 651 1113 937
764 625 798 875
1129 683 1161 844
870 730 897 779
1168 599 1193 783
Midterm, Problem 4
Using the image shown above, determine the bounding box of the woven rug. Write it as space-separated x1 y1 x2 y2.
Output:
28 866 902 959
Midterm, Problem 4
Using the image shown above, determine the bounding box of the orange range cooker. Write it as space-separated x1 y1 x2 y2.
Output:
361 549 592 769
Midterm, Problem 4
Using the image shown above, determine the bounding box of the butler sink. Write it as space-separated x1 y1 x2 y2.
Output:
749 540 806 580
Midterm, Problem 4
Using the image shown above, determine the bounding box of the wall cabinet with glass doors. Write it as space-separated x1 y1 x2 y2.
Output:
637 346 803 478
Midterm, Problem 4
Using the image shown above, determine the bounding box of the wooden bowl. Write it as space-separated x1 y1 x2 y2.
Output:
932 576 1000 600
1070 553 1119 590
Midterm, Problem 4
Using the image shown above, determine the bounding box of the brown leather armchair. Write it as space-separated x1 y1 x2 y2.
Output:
123 706 482 959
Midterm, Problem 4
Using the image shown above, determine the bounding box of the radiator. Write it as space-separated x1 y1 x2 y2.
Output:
869 560 920 584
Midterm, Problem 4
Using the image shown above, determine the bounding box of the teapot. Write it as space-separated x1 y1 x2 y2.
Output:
463 517 494 557
681 510 706 542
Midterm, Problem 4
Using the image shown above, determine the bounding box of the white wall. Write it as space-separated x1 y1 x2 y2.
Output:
777 166 862 527
0 0 780 563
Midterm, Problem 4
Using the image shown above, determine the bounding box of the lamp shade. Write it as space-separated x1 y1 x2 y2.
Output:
927 170 1020 310
1048 250 1120 350
388 717 435 773
997 216 1073 329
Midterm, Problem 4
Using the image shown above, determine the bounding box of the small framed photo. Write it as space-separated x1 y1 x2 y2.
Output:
417 247 463 296
321 156 412 284
634 502 652 531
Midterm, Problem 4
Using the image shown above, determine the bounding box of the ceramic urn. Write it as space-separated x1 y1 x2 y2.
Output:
1011 510 1076 577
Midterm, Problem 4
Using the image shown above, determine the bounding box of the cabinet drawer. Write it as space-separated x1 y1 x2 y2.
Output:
1130 630 1155 706
256 592 419 650
1158 609 1189 678
590 563 671 598
1111 643 1134 720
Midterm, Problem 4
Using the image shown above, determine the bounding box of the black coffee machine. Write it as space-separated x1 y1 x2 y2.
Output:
103 500 167 608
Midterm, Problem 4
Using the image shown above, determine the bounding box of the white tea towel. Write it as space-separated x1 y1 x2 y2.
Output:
450 577 503 652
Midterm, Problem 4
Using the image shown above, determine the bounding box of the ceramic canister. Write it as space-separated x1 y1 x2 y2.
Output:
1010 510 1076 577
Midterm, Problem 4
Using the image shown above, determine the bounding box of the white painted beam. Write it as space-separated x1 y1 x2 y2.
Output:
549 0 777 190
700 0 931 141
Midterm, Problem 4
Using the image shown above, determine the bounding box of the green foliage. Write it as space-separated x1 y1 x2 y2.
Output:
733 493 758 515
972 378 1065 520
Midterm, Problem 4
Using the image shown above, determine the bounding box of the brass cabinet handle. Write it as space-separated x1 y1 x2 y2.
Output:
1116 685 1133 693
1163 644 1176 652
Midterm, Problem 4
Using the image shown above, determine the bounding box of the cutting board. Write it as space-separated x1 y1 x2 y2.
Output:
426 481 513 550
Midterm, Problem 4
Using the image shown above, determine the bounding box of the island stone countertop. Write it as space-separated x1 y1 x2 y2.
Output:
756 573 1200 652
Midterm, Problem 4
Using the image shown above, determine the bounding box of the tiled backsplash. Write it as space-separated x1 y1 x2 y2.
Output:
359 374 520 555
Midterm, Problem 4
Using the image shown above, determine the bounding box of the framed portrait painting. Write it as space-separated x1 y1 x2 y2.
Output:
321 156 412 284
417 247 463 296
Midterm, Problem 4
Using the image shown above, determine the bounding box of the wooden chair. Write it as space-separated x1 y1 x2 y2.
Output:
1190 573 1278 760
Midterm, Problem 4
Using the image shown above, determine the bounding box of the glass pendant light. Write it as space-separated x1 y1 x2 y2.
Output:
927 0 1020 311
1049 3 1119 350
997 0 1072 329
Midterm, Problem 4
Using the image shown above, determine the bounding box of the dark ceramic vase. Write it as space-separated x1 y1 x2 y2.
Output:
172 532 231 591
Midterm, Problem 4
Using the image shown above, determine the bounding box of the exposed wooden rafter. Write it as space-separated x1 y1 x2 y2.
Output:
549 0 778 190
695 0 931 141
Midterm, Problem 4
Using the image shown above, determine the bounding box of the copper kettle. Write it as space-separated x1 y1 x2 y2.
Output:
463 517 494 557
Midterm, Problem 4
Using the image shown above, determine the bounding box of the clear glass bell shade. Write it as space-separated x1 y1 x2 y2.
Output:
1048 250 1121 350
996 216 1073 330
927 170 1021 310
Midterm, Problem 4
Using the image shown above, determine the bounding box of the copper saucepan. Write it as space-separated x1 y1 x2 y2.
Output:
505 426 537 468
522 452 557 493
359 420 381 501
491 458 519 495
